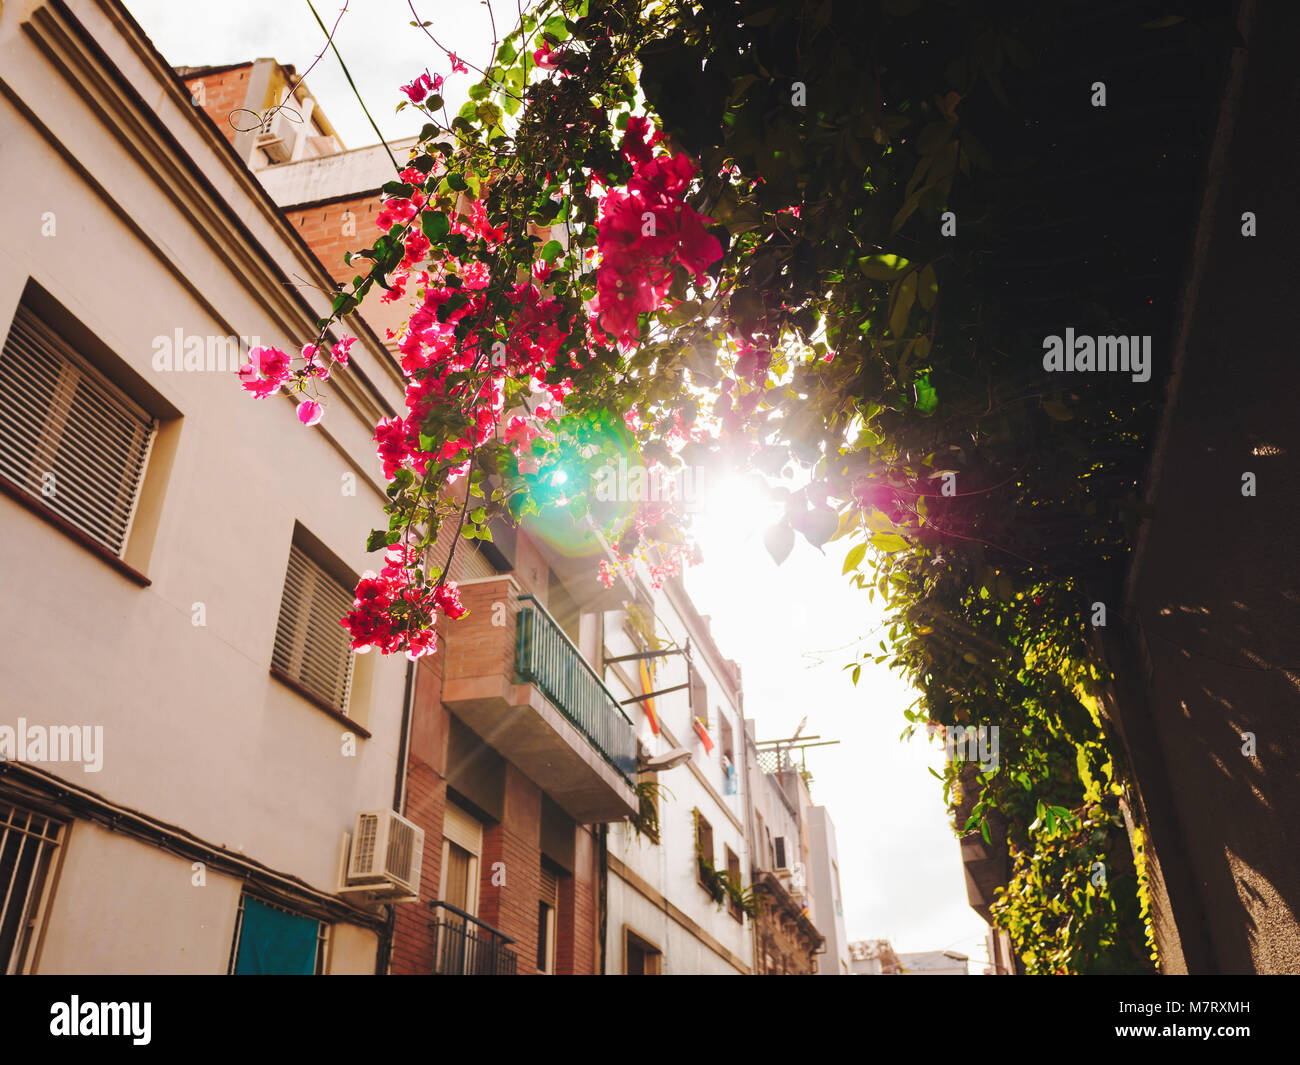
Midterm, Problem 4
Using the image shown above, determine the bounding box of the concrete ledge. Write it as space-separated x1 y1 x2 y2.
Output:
442 676 637 823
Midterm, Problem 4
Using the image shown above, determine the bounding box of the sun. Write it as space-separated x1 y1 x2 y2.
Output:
688 472 783 550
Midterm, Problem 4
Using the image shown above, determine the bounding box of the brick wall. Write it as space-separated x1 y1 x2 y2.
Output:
286 194 386 286
391 654 447 976
440 576 519 685
480 764 543 972
388 584 601 975
180 66 253 147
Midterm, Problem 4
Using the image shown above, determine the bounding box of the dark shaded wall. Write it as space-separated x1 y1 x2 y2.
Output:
1115 0 1300 974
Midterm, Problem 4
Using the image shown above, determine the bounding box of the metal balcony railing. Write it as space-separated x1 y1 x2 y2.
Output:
430 901 518 975
515 594 637 784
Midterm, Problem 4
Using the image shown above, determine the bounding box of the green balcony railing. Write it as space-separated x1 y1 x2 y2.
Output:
515 594 637 785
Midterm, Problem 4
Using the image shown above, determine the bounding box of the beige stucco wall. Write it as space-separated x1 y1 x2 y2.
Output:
0 0 409 970
36 823 242 975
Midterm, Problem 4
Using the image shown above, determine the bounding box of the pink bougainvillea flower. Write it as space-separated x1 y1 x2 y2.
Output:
331 336 356 365
533 43 562 69
238 346 292 398
301 343 330 380
433 582 468 620
400 70 443 103
448 52 468 75
297 399 324 426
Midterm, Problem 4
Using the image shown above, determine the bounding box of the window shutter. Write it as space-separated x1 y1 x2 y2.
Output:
272 543 355 712
539 867 558 910
442 801 483 856
429 516 495 582
0 307 154 557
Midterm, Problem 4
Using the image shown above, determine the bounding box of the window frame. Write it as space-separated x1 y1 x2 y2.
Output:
226 892 329 975
0 303 162 582
624 925 662 975
270 528 363 728
694 810 715 889
725 845 744 923
0 799 65 975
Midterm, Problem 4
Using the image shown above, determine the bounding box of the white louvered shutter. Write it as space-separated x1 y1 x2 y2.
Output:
0 307 155 557
427 515 496 582
272 543 355 712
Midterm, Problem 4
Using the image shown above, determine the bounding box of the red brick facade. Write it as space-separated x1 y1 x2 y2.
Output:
180 65 254 147
286 196 386 285
390 559 602 975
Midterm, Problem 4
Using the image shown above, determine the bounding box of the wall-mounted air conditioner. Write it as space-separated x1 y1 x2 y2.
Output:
254 107 302 163
337 809 424 902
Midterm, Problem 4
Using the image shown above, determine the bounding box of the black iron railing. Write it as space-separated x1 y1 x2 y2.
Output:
515 594 637 784
429 901 518 975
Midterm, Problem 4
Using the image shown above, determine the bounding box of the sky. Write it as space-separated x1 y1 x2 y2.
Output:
122 0 992 969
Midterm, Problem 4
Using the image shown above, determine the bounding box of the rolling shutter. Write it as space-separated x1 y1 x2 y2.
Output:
0 306 154 557
272 543 355 712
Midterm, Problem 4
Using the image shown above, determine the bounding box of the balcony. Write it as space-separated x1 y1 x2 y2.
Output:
439 576 638 823
430 902 518 975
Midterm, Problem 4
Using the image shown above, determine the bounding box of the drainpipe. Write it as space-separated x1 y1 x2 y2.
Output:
597 822 609 975
375 657 419 976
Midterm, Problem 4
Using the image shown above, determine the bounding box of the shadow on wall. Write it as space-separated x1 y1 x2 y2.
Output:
1122 0 1300 973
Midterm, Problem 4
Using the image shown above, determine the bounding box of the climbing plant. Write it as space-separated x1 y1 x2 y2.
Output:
238 0 1233 970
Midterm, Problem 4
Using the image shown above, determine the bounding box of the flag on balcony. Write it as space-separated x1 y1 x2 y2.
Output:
638 658 659 735
694 716 714 754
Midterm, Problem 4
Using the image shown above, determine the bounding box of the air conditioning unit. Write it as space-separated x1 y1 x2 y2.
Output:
254 108 302 163
338 810 424 902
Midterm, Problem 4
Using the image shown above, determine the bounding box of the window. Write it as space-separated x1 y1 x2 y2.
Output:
774 835 788 871
625 928 661 975
271 535 356 715
536 865 557 975
694 811 714 887
719 715 737 794
725 846 744 922
228 895 328 974
0 801 63 975
440 801 483 918
636 768 660 844
0 305 155 558
687 668 709 727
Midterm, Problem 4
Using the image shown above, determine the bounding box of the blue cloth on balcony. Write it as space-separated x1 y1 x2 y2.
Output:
232 897 319 975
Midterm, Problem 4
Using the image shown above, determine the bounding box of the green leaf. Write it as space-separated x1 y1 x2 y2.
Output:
870 532 909 553
365 529 389 552
914 374 938 414
889 271 917 337
857 254 911 280
843 541 868 574
540 239 563 263
422 211 450 243
918 264 937 311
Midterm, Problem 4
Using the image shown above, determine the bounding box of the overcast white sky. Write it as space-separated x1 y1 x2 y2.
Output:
122 0 991 968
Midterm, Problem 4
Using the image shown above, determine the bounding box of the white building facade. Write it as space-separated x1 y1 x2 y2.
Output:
599 576 753 974
0 0 412 974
